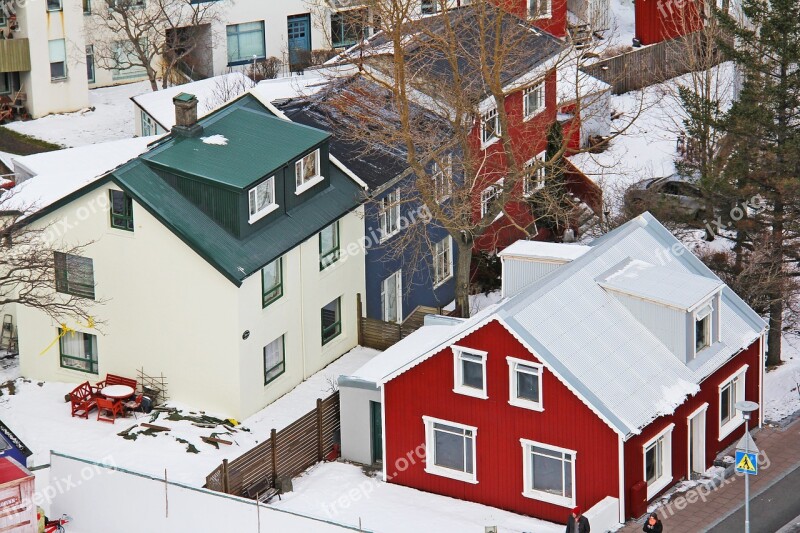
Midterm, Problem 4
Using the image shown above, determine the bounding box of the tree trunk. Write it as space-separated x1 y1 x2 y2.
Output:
766 200 785 367
766 297 783 367
454 238 474 318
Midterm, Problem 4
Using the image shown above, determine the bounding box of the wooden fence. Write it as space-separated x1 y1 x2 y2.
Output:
581 31 725 95
356 294 443 351
205 392 340 498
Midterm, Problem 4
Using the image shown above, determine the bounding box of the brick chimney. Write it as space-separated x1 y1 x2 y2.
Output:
172 92 203 137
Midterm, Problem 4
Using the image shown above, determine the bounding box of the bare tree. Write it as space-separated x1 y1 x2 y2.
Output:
86 0 223 91
205 73 256 110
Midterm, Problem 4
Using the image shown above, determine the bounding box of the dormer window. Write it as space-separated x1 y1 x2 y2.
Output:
248 176 277 223
695 303 712 352
295 149 322 193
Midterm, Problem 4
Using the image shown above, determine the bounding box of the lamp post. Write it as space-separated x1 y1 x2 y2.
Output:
735 400 759 533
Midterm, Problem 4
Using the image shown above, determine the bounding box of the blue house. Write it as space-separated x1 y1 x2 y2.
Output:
269 76 457 322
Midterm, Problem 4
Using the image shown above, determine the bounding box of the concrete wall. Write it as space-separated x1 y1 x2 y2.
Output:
339 381 381 465
46 452 360 533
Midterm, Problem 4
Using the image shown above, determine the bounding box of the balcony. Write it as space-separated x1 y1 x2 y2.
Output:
0 39 30 73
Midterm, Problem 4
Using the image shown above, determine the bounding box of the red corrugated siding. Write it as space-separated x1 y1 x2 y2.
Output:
635 0 704 45
384 320 619 524
622 338 762 518
495 0 568 38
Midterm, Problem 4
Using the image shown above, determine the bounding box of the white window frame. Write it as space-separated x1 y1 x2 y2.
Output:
432 154 452 203
529 0 552 19
295 149 324 194
693 301 713 355
507 356 543 411
718 364 748 440
49 39 68 81
524 152 547 196
452 345 488 399
643 423 674 500
433 236 453 287
379 189 401 242
422 415 478 484
381 269 402 323
248 176 277 223
520 439 576 507
480 107 500 148
523 81 545 120
480 183 502 218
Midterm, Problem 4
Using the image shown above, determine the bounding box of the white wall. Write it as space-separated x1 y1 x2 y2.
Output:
338 382 380 465
47 452 359 533
584 496 621 533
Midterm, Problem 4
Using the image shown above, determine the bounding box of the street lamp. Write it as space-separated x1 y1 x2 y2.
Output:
735 400 759 533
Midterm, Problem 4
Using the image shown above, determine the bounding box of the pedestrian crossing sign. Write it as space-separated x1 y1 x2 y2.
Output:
735 450 757 475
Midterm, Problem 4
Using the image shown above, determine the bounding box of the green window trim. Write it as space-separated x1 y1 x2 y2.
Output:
261 257 283 308
321 297 342 345
58 328 99 375
319 220 340 270
263 335 286 385
110 190 134 231
54 252 96 300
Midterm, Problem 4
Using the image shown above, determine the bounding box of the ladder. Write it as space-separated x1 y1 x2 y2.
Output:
0 314 16 353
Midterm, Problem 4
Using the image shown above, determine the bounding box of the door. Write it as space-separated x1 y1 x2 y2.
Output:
381 270 402 323
287 14 311 70
688 405 707 478
370 401 382 464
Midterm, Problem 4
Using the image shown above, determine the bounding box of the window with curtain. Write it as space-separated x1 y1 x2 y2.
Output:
261 257 283 308
109 190 134 231
54 252 95 300
227 22 266 65
49 39 67 80
319 221 340 270
59 329 98 374
263 335 285 385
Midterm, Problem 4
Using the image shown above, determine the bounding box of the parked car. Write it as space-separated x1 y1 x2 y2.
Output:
624 175 710 221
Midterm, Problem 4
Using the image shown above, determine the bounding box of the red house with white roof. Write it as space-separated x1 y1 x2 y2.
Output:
339 212 766 528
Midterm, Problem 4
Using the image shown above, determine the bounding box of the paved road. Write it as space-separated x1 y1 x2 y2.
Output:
708 464 800 533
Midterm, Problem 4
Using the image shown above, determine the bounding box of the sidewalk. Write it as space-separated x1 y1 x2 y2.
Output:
620 417 800 533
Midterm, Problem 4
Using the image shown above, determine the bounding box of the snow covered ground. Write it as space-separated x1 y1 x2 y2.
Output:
0 345 379 487
272 461 563 533
5 81 151 148
763 335 800 423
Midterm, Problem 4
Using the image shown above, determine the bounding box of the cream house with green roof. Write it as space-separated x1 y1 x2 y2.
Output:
11 92 366 419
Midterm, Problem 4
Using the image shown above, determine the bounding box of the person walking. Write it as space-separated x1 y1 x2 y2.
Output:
643 512 663 532
565 506 590 533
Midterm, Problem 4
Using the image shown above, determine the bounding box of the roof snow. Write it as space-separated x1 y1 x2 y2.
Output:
5 136 159 213
249 65 357 107
499 240 591 262
201 134 228 146
131 72 253 130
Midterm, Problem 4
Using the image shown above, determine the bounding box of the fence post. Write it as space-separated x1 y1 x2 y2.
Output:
222 458 229 494
270 428 278 486
356 293 364 346
316 398 324 461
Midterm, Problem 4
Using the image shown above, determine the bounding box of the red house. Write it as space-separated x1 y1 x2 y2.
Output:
634 0 704 45
339 212 766 528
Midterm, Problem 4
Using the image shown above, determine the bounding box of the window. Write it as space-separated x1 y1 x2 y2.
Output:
59 329 98 374
480 183 502 218
432 154 452 203
529 0 552 18
423 416 477 483
379 189 401 241
49 39 67 80
643 424 674 499
521 440 576 507
113 40 147 81
0 12 6 26
54 252 95 300
0 74 10 96
524 153 546 196
295 149 321 191
381 270 402 323
508 357 543 410
227 22 266 65
261 257 283 308
452 345 488 399
433 236 452 286
47 0 62 11
86 45 95 83
263 335 285 385
83 0 91 14
109 0 145 7
719 365 747 439
695 302 712 353
319 221 340 270
331 9 367 48
480 107 500 146
523 82 545 119
321 297 342 345
109 190 134 231
420 0 439 15
248 177 276 223
140 111 163 137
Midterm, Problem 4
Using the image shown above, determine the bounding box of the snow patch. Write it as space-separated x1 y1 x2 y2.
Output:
201 134 228 146
655 379 701 416
764 334 800 422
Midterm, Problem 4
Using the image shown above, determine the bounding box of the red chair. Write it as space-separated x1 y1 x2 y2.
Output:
69 382 98 418
123 394 144 418
96 398 124 423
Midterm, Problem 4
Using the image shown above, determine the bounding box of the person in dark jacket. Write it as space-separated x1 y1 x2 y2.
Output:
565 506 590 533
643 512 663 532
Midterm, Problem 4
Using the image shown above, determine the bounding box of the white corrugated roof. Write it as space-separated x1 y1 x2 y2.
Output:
598 258 724 309
347 213 766 439
499 240 591 262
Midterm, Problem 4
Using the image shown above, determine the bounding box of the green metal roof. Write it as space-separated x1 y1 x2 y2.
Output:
112 160 363 286
143 98 330 189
